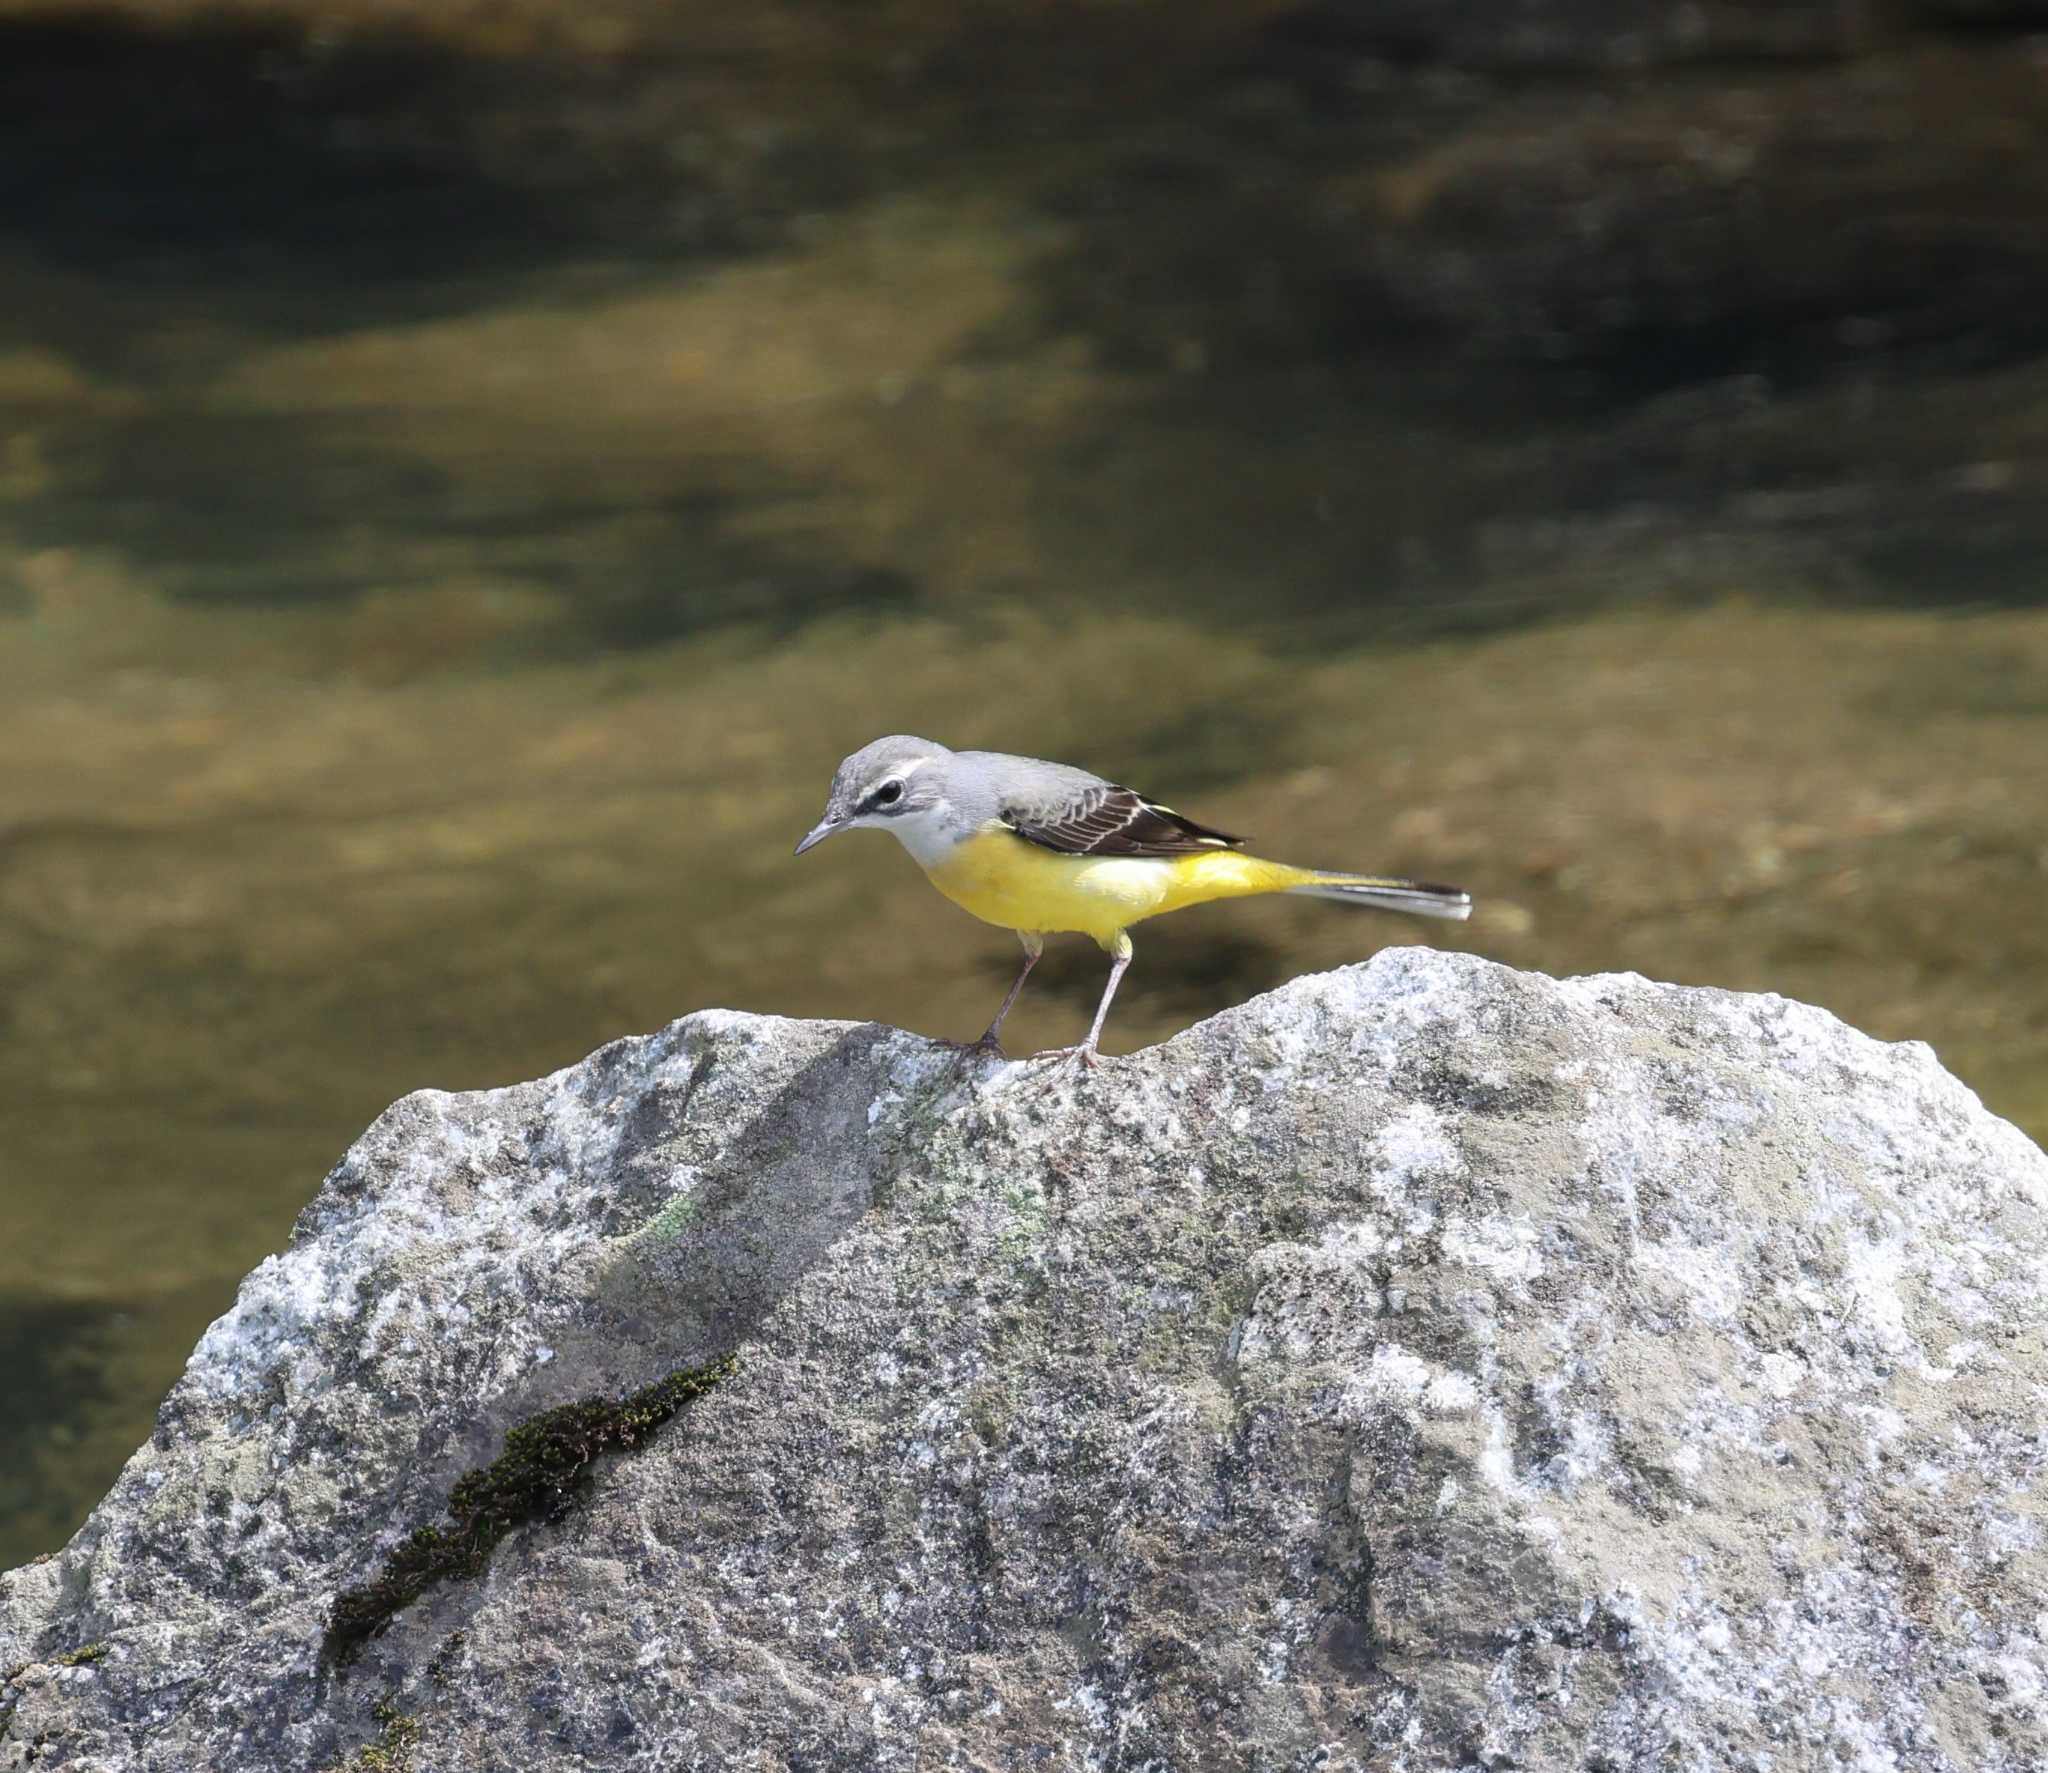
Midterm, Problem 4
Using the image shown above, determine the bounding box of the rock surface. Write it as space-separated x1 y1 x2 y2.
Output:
4 950 2046 1771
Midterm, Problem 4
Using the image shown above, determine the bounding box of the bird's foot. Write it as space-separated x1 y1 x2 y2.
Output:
1027 1042 1102 1070
937 1032 1010 1062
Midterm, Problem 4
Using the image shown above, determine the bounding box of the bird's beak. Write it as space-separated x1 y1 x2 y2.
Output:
794 817 841 856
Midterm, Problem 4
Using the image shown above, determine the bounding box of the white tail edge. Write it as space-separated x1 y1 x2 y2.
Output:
1286 878 1473 921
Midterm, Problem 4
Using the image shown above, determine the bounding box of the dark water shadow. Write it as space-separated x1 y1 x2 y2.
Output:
9 400 923 638
0 15 930 643
0 13 857 365
0 1295 120 1558
4 5 2044 650
0 1278 244 1567
0 20 564 282
1007 19 2048 624
1028 9 2048 396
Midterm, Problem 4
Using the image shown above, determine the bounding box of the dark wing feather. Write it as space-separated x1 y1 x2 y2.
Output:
1002 783 1243 857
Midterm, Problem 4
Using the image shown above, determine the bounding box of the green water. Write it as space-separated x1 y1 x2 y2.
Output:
3 7 2046 1568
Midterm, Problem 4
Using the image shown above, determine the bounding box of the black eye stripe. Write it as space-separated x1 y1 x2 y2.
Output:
864 780 905 812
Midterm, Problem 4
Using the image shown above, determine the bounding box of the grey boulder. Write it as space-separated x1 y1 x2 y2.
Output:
4 948 2044 1770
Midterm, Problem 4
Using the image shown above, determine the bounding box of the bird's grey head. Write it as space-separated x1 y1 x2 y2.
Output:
795 735 959 858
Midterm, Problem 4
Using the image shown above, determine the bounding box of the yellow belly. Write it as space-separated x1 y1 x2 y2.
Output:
921 827 1299 949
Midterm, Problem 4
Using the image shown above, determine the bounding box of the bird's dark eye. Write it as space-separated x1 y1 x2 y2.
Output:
872 780 904 808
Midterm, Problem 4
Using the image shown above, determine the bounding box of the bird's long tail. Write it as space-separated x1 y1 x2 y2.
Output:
1285 871 1472 921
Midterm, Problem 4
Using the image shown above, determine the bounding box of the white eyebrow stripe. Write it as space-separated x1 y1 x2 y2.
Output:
866 756 937 798
857 755 938 809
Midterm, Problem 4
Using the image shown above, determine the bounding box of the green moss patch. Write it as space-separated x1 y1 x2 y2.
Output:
324 1353 737 1666
345 1699 420 1772
635 1190 703 1241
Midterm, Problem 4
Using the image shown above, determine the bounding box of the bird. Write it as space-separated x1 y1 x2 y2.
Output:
795 735 1472 1066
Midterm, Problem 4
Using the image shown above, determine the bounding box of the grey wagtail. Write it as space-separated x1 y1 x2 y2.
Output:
796 735 1472 1066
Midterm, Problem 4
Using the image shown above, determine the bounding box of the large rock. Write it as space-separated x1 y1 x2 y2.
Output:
4 951 2045 1770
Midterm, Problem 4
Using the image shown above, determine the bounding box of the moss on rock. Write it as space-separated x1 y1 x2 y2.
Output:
323 1354 736 1666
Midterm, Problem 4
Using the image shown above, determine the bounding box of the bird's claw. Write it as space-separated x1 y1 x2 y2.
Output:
938 1033 1010 1061
1028 1043 1102 1070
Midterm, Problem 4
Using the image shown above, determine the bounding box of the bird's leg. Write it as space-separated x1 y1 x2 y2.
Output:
944 932 1041 1059
981 932 1042 1047
1032 933 1132 1069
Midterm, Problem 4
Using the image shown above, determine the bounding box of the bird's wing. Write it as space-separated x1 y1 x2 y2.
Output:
1001 782 1244 857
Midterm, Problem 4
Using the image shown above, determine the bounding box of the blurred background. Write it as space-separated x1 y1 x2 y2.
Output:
2 0 2045 1566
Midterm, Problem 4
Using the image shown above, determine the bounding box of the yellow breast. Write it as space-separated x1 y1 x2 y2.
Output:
920 826 1293 948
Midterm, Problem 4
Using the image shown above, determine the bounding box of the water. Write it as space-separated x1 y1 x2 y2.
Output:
3 5 2045 1568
